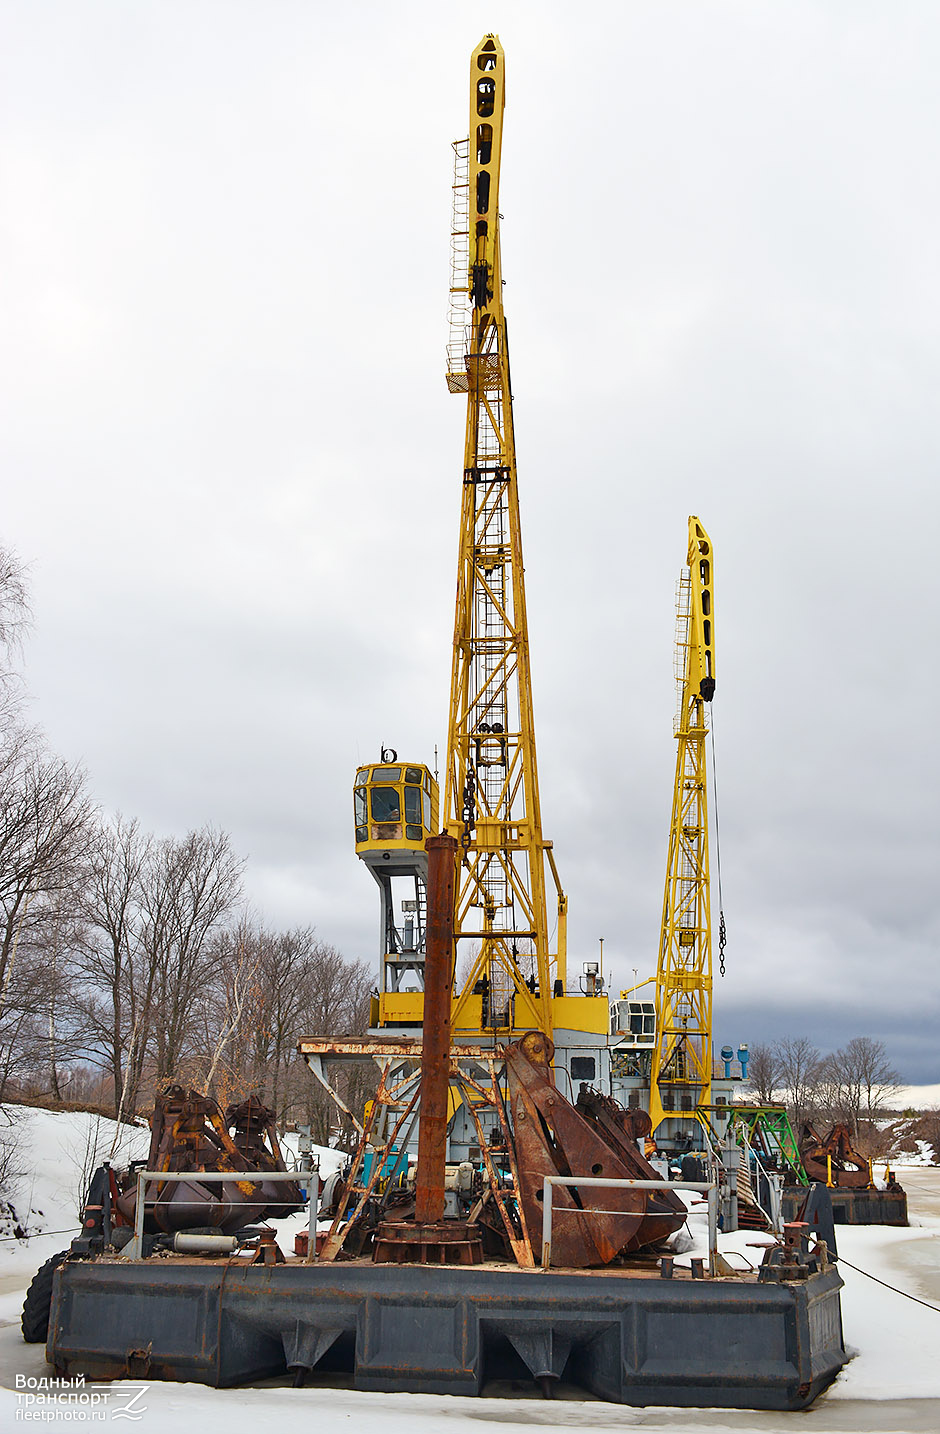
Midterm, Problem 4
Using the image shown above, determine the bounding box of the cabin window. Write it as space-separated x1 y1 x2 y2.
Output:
404 786 422 825
371 787 400 822
374 765 401 781
354 789 367 826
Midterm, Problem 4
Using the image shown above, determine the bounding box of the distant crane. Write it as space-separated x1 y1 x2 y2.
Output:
647 517 716 1138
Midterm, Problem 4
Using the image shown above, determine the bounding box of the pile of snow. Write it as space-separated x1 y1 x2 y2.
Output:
278 1129 346 1180
0 1105 150 1278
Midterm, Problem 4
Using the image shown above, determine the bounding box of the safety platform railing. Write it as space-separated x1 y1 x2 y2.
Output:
126 1168 316 1261
539 1175 719 1275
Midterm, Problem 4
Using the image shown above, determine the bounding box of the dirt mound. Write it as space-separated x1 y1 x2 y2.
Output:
881 1111 940 1164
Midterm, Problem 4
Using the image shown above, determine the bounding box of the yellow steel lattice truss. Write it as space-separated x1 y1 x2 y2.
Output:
444 36 565 1041
648 517 716 1136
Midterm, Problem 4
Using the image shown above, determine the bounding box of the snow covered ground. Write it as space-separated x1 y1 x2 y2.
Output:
0 1104 150 1282
1 1106 939 1432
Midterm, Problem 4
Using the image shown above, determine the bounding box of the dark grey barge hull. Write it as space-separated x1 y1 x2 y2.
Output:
48 1258 846 1410
783 1185 908 1226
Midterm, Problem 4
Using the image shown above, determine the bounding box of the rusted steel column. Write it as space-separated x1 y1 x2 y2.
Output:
414 833 458 1226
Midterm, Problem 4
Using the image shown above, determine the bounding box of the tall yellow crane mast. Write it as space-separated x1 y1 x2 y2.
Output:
647 517 716 1138
443 35 565 1040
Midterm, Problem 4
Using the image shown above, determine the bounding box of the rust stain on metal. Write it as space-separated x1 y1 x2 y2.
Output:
488 1056 533 1255
318 1079 422 1263
414 833 458 1226
505 1031 685 1268
317 1062 391 1262
115 1086 301 1235
573 1087 686 1251
372 1219 483 1265
298 1038 507 1059
457 1072 534 1266
799 1122 874 1189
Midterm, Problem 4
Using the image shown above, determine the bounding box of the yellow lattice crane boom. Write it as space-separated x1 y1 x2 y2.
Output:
442 35 566 1041
648 517 716 1137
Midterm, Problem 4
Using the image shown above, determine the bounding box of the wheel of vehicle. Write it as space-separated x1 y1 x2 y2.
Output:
21 1250 70 1344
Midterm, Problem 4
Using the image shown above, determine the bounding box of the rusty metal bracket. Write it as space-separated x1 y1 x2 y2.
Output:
303 1055 365 1138
456 1073 533 1266
487 1055 532 1254
318 1079 419 1264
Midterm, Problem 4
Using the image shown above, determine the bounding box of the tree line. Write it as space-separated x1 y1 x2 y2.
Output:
746 1033 902 1151
0 548 371 1139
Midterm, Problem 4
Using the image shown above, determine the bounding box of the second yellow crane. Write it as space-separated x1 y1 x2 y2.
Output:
647 516 716 1138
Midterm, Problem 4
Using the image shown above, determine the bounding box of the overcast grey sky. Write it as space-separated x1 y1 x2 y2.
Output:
2 1 937 1079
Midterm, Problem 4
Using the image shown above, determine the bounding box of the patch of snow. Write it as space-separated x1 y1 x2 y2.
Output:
891 1142 937 1169
278 1130 346 1181
0 1105 149 1279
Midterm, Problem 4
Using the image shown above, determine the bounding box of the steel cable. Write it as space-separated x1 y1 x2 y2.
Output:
709 709 727 977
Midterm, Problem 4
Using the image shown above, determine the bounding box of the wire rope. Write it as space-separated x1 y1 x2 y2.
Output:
709 707 727 977
836 1254 940 1313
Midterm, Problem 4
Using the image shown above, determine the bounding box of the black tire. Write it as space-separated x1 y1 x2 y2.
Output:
21 1251 70 1344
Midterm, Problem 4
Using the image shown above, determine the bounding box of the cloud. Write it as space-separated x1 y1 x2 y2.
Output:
1 1 937 1082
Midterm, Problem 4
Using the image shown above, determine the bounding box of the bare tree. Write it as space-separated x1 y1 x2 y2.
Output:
0 958 51 1099
0 735 94 1105
0 546 31 738
851 1036 902 1125
746 1042 781 1105
76 816 150 1118
816 1036 901 1137
0 547 30 659
143 828 244 1083
0 1105 26 1199
773 1035 822 1131
0 738 94 1012
288 940 372 1144
238 927 322 1116
193 924 372 1130
202 918 261 1097
276 934 371 1129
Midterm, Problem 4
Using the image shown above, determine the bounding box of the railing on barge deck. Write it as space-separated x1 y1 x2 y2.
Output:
539 1175 720 1274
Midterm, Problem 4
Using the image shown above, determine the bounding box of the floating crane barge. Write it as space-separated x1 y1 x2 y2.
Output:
43 35 847 1411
